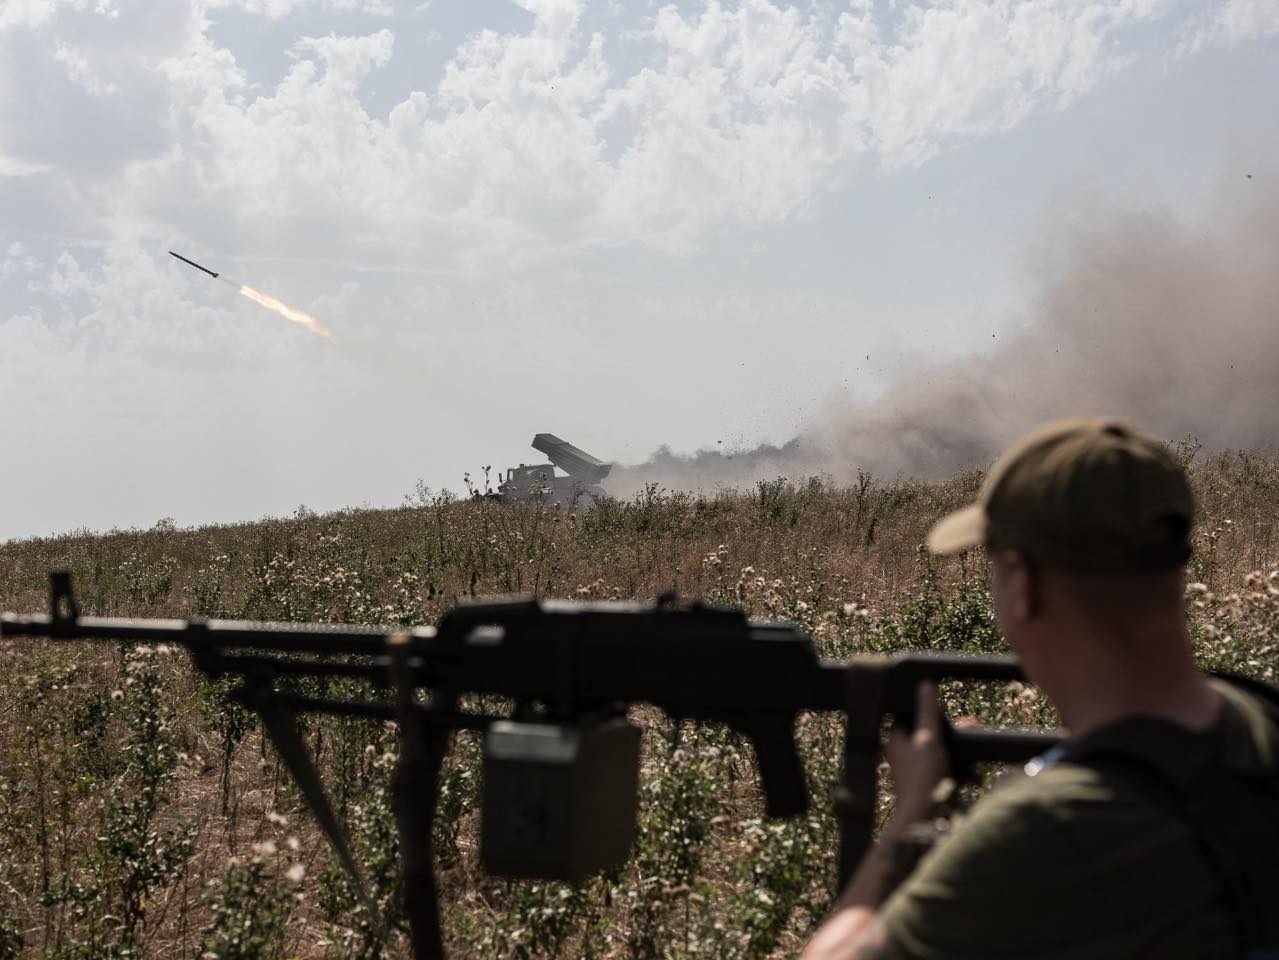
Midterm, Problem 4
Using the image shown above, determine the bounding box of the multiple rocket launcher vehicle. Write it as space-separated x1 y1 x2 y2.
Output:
496 433 611 509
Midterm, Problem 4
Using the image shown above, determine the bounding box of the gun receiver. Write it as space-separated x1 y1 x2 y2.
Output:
2 572 1062 959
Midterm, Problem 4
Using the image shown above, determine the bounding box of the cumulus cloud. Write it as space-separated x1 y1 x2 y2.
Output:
0 1 117 33
150 0 1172 251
0 154 51 176
1179 0 1279 54
11 0 1231 265
207 0 393 19
1 241 41 278
51 37 118 94
838 0 1164 165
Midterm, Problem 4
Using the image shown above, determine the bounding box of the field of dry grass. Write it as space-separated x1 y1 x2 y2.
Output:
1 447 1276 959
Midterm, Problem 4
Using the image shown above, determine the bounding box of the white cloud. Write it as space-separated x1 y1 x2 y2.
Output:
207 0 395 19
0 241 42 281
1179 0 1279 54
3 0 1255 278
0 154 51 176
839 0 1174 166
0 0 58 30
151 28 399 221
123 0 1202 258
52 38 118 93
592 0 853 247
0 0 117 32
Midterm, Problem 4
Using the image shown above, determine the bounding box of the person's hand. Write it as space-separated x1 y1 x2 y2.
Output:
883 681 950 828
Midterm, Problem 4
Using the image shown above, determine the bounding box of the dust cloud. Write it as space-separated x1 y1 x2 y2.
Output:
612 176 1279 494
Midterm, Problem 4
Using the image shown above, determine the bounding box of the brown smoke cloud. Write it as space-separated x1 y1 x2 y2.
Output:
612 175 1279 493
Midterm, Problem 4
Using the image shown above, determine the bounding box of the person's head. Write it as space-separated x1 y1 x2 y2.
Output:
927 419 1194 676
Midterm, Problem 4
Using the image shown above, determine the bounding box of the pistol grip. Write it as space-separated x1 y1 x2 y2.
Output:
740 715 808 818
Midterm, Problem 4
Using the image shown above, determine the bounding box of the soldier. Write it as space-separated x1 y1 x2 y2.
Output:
804 418 1279 960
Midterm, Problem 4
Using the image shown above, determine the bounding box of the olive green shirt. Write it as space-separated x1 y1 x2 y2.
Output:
880 682 1279 960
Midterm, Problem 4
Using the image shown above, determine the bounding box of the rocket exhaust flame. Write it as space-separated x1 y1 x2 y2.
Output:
168 249 332 340
236 284 332 339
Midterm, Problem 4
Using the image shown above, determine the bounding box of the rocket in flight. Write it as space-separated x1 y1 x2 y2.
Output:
167 250 220 279
166 249 332 339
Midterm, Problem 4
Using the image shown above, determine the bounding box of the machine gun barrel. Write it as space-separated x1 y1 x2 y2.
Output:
0 611 434 654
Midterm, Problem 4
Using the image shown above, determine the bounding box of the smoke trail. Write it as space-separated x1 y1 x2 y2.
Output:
612 175 1279 493
235 282 332 339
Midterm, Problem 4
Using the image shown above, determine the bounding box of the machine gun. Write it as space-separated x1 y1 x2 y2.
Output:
2 572 1060 958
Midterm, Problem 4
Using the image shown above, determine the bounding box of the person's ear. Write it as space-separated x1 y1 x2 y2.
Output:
1001 551 1039 621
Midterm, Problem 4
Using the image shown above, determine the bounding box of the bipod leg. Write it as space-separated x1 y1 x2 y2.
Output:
835 664 886 890
388 632 454 960
247 682 390 944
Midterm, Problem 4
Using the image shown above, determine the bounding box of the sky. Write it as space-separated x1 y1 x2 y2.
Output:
1 0 1277 540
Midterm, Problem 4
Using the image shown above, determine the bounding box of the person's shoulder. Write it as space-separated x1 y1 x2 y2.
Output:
991 757 1122 798
879 759 1225 960
1211 677 1279 768
924 756 1204 880
879 758 1224 955
962 757 1161 830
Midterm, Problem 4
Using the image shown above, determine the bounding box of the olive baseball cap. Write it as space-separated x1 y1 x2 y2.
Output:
927 418 1194 572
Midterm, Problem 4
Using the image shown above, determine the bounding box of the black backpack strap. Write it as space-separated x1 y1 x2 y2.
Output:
1062 677 1279 953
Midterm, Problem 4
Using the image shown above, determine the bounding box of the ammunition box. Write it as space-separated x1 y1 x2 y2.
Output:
481 716 640 881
